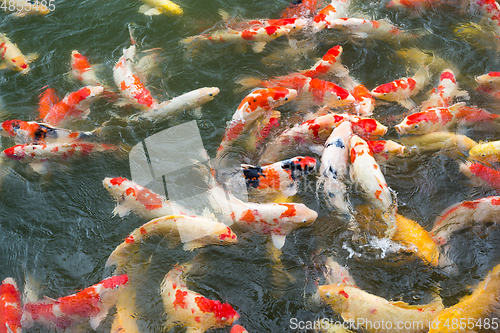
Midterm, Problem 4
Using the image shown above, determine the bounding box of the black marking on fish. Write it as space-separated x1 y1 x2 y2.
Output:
242 165 264 189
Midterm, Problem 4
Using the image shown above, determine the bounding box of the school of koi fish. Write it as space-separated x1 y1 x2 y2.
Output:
3 0 500 332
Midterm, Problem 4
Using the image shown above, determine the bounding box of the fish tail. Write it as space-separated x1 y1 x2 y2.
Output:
235 76 263 90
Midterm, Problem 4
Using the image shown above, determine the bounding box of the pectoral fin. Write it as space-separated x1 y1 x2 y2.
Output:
271 234 287 249
113 203 131 218
139 5 162 15
252 42 267 53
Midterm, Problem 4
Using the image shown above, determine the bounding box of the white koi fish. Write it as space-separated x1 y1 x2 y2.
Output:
0 32 37 74
349 135 396 238
420 69 469 110
106 215 238 267
317 121 352 215
21 275 129 331
160 265 240 332
138 0 183 16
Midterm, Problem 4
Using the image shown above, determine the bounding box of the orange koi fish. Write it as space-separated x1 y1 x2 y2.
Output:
370 66 429 109
216 87 297 157
42 85 104 126
1 119 94 145
318 284 443 333
349 135 396 238
280 0 324 19
230 324 249 333
313 0 351 31
106 215 238 267
317 121 352 215
430 196 500 247
161 265 239 332
21 275 129 331
420 69 469 110
0 278 22 333
70 50 103 87
352 84 376 116
428 262 500 333
460 161 500 191
301 45 347 79
242 156 317 197
0 32 36 74
103 176 193 219
37 87 59 120
366 140 406 163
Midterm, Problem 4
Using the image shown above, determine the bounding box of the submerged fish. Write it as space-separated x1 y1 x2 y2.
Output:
322 257 357 285
37 87 60 120
2 0 50 16
160 265 239 332
0 32 36 74
0 277 22 333
400 131 476 155
460 161 500 190
138 0 183 16
312 0 352 31
21 275 129 330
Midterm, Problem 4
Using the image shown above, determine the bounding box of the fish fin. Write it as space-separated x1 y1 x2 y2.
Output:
23 273 42 304
182 239 206 251
399 98 416 110
43 295 58 302
192 107 202 119
30 162 49 174
26 53 39 63
139 4 161 15
251 42 267 53
235 76 262 89
308 144 325 155
271 234 287 249
0 62 7 70
90 309 108 330
113 203 131 218
218 9 231 21
12 11 29 18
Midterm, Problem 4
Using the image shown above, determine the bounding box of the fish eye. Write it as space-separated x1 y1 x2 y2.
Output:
383 93 387 95
209 93 213 96
285 97 288 101
337 96 341 100
385 149 389 153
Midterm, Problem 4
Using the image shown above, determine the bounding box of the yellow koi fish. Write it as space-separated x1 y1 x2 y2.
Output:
139 0 183 16
0 32 37 74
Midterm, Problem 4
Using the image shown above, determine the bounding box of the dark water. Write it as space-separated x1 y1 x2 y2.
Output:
2 0 500 332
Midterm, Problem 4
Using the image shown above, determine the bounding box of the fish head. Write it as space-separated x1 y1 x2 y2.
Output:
322 82 356 107
317 284 350 309
209 226 239 246
476 71 500 86
10 55 29 74
87 85 105 97
350 117 388 138
156 0 183 15
323 45 343 63
96 274 129 323
1 119 22 137
370 82 403 101
199 87 220 103
277 203 318 230
71 50 91 73
2 145 26 161
312 4 335 30
281 156 317 179
103 177 131 199
468 143 496 163
395 111 436 135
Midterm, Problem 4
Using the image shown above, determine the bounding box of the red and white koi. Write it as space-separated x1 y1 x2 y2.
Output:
37 87 59 120
242 156 317 197
42 85 104 126
476 71 500 99
366 140 406 163
21 275 129 330
323 17 412 42
312 0 351 31
0 278 22 333
474 0 500 44
301 45 347 80
420 69 469 110
0 32 36 74
216 87 297 157
106 215 238 267
322 257 356 285
161 265 239 332
1 119 94 145
370 66 429 109
103 176 193 219
460 161 500 191
430 196 500 247
317 121 352 215
349 135 396 238
260 113 388 164
280 0 323 19
70 50 103 87
351 84 376 116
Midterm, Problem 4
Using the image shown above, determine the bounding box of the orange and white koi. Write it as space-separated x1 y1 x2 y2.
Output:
370 66 429 109
69 50 103 87
138 0 183 16
301 45 347 79
460 161 500 190
430 196 500 247
0 32 36 74
312 0 351 31
161 265 239 332
352 84 376 116
428 262 500 333
280 0 323 19
420 69 469 110
0 278 22 333
242 156 317 197
1 119 94 145
37 87 59 120
21 275 129 331
366 140 406 163
259 113 387 164
103 176 193 219
469 140 500 164
318 284 443 333
317 121 352 215
476 71 500 99
106 215 238 267
349 135 396 238
216 87 297 157
42 85 104 126
2 0 50 17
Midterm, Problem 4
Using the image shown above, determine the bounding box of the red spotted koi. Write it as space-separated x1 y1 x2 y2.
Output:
366 140 406 163
476 71 500 99
323 257 356 285
106 215 238 268
370 66 429 109
352 84 376 116
312 0 351 30
301 45 347 79
242 156 317 197
70 50 103 87
460 161 500 191
475 0 500 45
0 32 36 74
42 85 104 126
280 0 324 19
161 265 239 332
21 275 129 330
420 69 469 110
0 278 22 333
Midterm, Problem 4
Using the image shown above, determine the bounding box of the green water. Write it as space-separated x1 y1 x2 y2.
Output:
2 0 500 332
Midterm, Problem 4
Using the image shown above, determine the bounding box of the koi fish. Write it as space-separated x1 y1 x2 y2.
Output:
301 45 348 80
42 85 104 126
313 0 351 31
1 119 94 145
216 87 297 157
103 177 193 220
430 196 500 246
349 135 396 238
0 32 37 74
352 84 376 116
386 0 443 12
460 161 500 190
395 102 468 135
69 50 104 87
474 0 500 42
260 113 387 164
420 69 469 110
428 262 500 333
37 87 59 120
366 140 406 163
242 156 317 197
110 283 140 333
317 121 352 215
130 87 220 121
469 140 500 164
322 257 356 285
392 214 439 266
280 0 323 19
0 277 22 333
2 0 50 16
106 215 238 267
476 71 500 99
370 66 429 109
230 324 249 333
318 284 443 333
21 274 129 330
160 265 239 332
400 132 476 155
138 0 183 16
